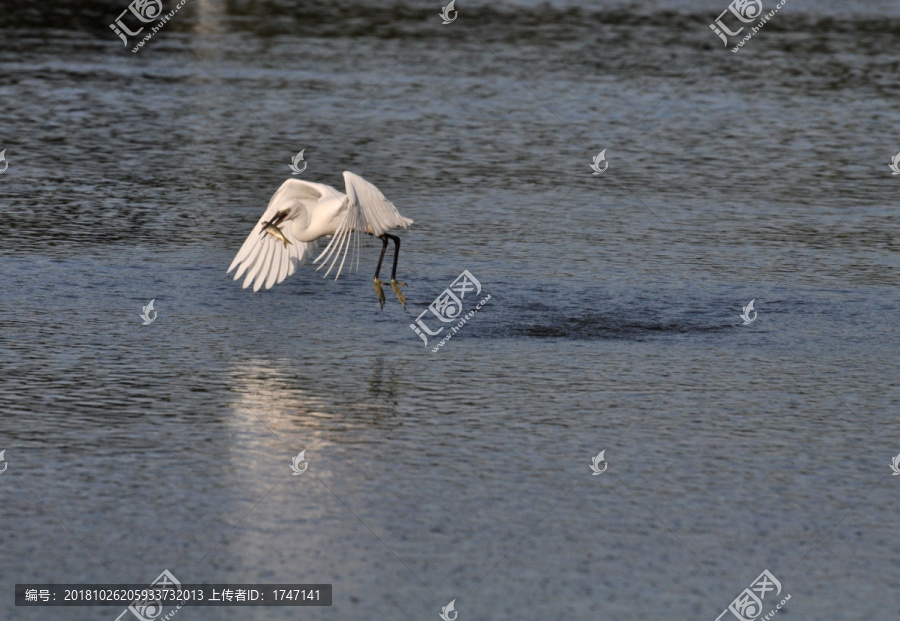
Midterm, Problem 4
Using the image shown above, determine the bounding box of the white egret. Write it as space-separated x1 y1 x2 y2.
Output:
227 171 413 308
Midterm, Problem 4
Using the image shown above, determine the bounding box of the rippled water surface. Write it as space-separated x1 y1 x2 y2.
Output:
1 1 899 619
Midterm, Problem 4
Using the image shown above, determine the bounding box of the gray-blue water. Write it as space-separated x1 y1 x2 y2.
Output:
1 0 899 619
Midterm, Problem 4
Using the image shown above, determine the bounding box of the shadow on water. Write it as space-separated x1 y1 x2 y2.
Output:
462 285 741 342
508 312 733 340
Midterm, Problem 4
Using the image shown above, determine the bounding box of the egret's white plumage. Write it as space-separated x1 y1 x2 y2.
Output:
227 172 412 292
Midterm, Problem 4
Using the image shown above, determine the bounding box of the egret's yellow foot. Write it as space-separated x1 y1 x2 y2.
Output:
374 278 386 310
390 279 407 309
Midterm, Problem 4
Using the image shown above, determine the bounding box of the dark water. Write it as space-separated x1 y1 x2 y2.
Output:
1 1 899 619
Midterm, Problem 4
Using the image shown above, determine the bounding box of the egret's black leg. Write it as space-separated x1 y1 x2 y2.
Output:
373 234 389 310
383 233 407 309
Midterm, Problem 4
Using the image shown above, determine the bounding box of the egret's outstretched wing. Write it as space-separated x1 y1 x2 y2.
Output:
314 171 413 280
227 179 325 291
